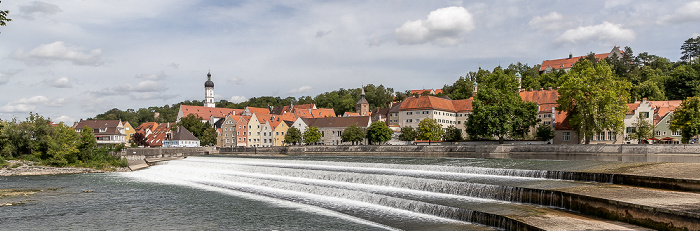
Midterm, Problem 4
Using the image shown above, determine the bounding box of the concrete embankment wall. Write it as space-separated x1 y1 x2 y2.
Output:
115 147 217 161
220 144 700 163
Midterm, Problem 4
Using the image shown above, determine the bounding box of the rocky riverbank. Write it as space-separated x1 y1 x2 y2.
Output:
0 160 130 176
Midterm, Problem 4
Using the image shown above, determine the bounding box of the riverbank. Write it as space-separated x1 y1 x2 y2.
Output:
0 160 129 176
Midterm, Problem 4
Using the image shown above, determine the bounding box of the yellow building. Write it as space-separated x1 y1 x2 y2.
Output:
121 121 136 145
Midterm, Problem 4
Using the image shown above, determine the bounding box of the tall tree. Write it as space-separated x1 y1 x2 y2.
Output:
177 114 206 138
535 124 555 142
556 60 632 144
303 126 321 145
200 127 218 146
0 1 11 30
670 97 700 144
398 126 417 142
366 121 393 145
629 117 654 144
666 65 700 100
130 132 148 147
466 68 539 144
78 126 98 160
284 126 302 145
341 124 365 145
681 36 700 63
418 118 444 144
46 123 80 166
442 125 463 142
442 76 473 100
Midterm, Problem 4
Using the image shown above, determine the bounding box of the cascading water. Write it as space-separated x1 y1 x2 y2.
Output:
121 156 648 230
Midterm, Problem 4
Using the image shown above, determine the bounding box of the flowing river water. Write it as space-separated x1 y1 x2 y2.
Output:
1 156 661 230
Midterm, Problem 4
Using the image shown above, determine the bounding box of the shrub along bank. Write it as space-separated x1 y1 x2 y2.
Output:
0 113 127 170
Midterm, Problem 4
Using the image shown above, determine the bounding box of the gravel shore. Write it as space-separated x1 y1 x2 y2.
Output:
0 160 130 176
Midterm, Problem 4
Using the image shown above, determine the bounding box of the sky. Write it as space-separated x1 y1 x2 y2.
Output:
1 0 699 124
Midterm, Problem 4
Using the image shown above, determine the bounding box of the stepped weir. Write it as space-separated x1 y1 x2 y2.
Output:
124 155 700 230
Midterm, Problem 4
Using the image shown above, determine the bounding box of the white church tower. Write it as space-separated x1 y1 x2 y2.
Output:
204 71 215 108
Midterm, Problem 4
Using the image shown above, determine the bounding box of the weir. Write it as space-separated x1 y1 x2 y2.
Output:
123 156 700 230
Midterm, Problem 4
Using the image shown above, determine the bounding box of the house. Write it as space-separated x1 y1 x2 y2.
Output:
164 126 200 147
73 120 126 147
370 107 390 123
272 120 293 146
651 100 683 143
387 101 402 127
219 114 246 148
398 96 457 129
539 46 623 74
121 121 135 144
302 116 372 145
452 98 473 138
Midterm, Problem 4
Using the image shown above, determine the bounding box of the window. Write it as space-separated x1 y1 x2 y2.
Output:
282 132 285 135
276 132 279 135
640 112 649 119
598 133 605 141
656 131 661 136
423 111 428 114
407 119 413 122
607 131 614 141
407 112 413 115
672 131 681 136
562 132 571 141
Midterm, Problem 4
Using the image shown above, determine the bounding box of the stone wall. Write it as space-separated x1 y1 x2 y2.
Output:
115 147 216 160
218 144 700 163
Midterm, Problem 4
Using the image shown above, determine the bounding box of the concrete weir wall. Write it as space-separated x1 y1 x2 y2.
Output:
116 147 216 160
227 144 700 163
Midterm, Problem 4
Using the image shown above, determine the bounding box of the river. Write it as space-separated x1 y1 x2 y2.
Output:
0 156 651 230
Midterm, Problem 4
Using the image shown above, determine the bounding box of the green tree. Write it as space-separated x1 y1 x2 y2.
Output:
285 126 302 145
629 117 654 143
200 127 217 146
666 65 700 100
341 124 366 145
670 97 700 144
177 114 206 138
442 125 463 142
681 36 700 63
418 118 444 144
78 126 97 161
0 1 11 29
442 76 473 100
46 123 79 166
303 126 322 145
466 68 539 144
366 121 393 145
398 126 417 142
556 60 632 144
535 124 555 141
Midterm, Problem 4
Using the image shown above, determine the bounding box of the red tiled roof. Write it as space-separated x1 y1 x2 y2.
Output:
344 112 360 117
135 122 159 132
180 105 237 119
399 96 456 112
293 103 316 110
246 107 271 115
410 89 443 95
520 89 559 113
452 98 473 112
539 53 610 72
146 133 167 147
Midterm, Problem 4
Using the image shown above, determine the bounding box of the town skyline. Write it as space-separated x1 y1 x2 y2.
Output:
1 0 699 124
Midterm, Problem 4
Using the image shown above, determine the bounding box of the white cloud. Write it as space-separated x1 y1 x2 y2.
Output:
136 72 167 80
18 1 62 18
48 77 73 88
287 86 313 94
227 77 244 85
395 6 475 46
54 115 76 124
11 41 103 66
555 22 635 45
1 95 65 113
658 1 700 24
604 0 632 9
134 93 178 101
115 80 165 92
529 12 565 31
0 73 8 85
230 96 247 103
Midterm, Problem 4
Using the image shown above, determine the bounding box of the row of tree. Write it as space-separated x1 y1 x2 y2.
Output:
283 121 394 145
0 113 127 168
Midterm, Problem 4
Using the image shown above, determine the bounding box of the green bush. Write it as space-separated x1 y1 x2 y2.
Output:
0 157 8 169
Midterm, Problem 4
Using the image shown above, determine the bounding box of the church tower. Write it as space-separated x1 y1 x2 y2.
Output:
515 72 522 92
356 87 369 116
204 71 215 108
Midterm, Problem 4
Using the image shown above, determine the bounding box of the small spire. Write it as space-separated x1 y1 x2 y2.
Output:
207 71 211 80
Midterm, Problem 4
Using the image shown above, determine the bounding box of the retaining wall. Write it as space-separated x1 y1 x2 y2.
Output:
115 147 216 160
